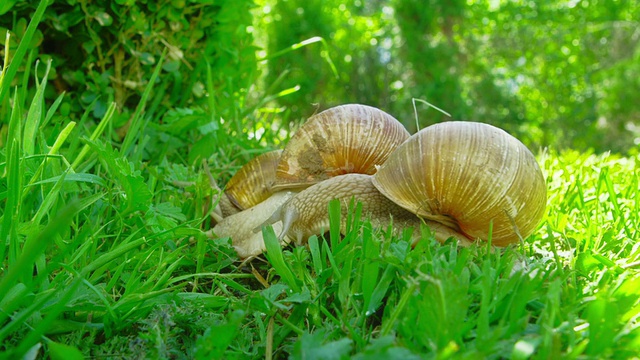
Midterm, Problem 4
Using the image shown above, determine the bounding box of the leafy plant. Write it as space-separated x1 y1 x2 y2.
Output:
1 0 639 358
258 0 640 153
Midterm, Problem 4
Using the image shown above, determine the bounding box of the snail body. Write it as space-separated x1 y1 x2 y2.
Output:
276 173 419 243
274 173 473 247
211 191 294 258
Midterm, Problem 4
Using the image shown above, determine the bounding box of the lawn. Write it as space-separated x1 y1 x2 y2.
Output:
1 1 639 359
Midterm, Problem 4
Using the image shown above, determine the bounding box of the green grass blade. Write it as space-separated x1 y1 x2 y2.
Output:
42 91 65 128
83 233 148 278
328 199 341 246
0 86 24 262
14 276 84 357
30 170 68 226
6 86 22 152
47 341 84 360
361 223 380 313
0 201 80 297
0 140 20 264
71 102 116 170
366 265 395 316
258 36 338 79
0 0 49 103
381 281 417 337
48 121 76 156
0 283 30 326
121 49 167 157
0 285 59 344
66 96 99 160
263 225 301 293
308 235 324 275
28 172 106 187
22 59 51 155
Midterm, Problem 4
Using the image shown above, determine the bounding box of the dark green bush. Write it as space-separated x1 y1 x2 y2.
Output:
1 0 257 151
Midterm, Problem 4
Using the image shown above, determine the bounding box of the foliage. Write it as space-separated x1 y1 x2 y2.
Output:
1 78 639 356
1 0 640 358
258 0 640 153
0 0 264 166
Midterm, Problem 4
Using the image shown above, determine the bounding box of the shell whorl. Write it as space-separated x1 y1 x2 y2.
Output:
224 149 282 213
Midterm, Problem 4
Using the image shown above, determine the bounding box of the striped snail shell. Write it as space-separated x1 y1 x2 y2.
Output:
371 121 547 246
273 104 410 190
223 149 282 214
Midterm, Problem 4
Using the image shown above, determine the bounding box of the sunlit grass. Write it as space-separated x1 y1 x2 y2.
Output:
1 5 639 358
2 92 638 357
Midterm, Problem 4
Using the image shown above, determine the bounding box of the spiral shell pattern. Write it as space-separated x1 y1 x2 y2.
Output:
372 121 547 246
225 150 283 210
274 104 410 189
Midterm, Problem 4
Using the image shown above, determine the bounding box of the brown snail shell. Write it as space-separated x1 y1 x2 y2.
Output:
224 149 283 212
273 104 410 189
372 121 547 246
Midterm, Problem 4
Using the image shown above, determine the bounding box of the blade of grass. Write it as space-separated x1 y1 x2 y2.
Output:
14 275 84 357
42 92 65 128
0 284 60 344
0 139 20 265
308 235 324 276
263 225 301 293
83 231 148 279
0 87 23 263
6 85 22 150
205 60 220 146
66 96 100 162
366 265 396 317
121 48 167 156
0 283 30 326
361 222 380 314
0 0 49 103
258 36 338 79
18 47 37 110
30 170 68 226
70 101 116 170
328 199 341 246
22 121 76 214
22 59 51 155
28 173 106 187
49 121 76 156
0 200 81 337
381 280 418 337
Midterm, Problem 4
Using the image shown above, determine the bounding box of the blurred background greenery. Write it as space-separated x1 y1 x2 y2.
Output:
1 0 639 157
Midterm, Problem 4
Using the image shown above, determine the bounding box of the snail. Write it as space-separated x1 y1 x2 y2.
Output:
209 104 413 257
208 104 547 258
211 190 294 257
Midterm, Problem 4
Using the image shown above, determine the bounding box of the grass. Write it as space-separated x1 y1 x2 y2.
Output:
1 10 640 360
